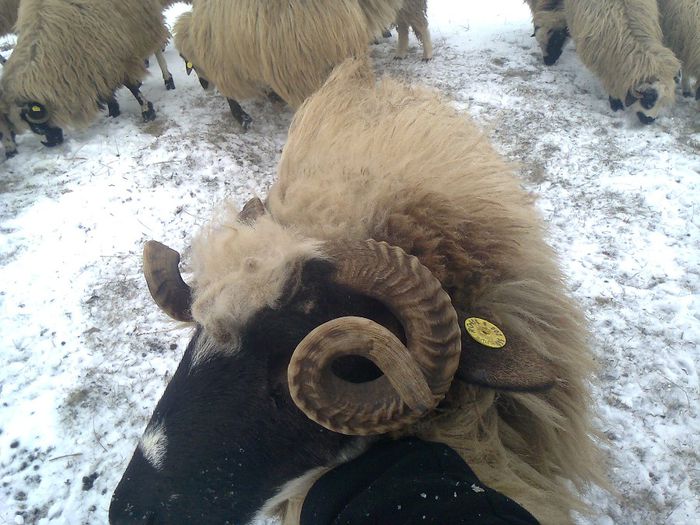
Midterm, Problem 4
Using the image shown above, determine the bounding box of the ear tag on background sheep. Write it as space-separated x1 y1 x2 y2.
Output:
32 105 42 113
464 317 506 349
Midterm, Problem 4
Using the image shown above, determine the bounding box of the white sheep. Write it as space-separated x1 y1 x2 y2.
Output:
110 57 605 525
658 0 700 102
565 0 681 123
394 0 433 61
1 0 170 149
173 0 403 128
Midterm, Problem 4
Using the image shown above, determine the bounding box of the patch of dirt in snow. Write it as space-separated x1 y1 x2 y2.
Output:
1 2 698 524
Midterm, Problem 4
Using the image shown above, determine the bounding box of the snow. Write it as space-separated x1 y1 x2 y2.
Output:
1 1 698 524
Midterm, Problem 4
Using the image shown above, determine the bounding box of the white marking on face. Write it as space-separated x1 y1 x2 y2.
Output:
189 331 240 372
139 421 168 470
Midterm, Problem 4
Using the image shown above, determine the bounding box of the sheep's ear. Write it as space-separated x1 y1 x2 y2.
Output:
455 315 556 392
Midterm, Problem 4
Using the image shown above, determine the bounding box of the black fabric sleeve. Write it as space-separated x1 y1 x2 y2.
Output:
300 437 539 525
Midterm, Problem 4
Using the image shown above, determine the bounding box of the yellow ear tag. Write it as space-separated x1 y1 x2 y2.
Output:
32 105 42 112
465 317 506 349
186 62 193 69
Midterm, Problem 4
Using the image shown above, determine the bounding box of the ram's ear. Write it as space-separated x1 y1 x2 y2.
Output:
455 312 556 392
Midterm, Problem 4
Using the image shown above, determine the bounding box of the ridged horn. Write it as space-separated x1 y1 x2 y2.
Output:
143 241 193 322
238 197 266 223
288 240 461 435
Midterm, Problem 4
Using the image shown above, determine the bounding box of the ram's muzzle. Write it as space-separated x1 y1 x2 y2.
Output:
20 102 64 147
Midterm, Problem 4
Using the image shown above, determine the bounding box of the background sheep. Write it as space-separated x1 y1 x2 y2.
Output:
565 0 680 123
174 0 403 128
658 0 700 101
524 0 568 65
393 0 433 60
0 0 19 37
1 0 169 148
110 57 605 525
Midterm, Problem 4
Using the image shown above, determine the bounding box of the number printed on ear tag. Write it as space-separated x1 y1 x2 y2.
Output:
465 317 507 349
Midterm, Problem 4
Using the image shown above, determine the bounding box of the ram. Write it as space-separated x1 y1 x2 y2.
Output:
566 0 680 123
524 0 568 65
174 0 402 128
658 0 700 102
393 0 433 61
1 0 169 148
110 58 605 525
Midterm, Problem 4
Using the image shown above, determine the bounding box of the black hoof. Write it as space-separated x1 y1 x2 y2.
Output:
609 96 624 112
636 112 655 125
682 91 693 98
239 114 252 131
5 149 18 159
543 28 568 66
625 92 637 107
164 76 175 90
142 102 156 122
382 29 392 38
199 77 210 90
639 89 658 110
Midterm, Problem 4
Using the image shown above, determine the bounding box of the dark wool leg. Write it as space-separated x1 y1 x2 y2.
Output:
227 98 252 130
125 82 156 122
107 96 121 118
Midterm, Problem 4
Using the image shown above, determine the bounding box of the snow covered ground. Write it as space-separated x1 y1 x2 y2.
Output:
1 1 698 524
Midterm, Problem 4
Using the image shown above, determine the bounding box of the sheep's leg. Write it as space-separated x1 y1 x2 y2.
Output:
125 82 156 122
0 118 17 159
413 20 433 61
394 22 409 59
155 49 175 90
107 98 120 118
227 98 252 130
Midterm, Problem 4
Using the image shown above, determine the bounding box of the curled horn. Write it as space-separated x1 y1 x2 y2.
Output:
238 196 266 223
288 240 461 436
143 241 193 322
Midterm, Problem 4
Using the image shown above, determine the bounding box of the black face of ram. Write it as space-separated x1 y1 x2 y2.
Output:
109 260 397 524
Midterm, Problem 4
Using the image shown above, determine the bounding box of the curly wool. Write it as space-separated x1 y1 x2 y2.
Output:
566 0 680 114
174 0 402 108
1 0 168 128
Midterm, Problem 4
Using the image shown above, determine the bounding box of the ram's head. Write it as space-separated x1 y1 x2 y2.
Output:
109 198 462 524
